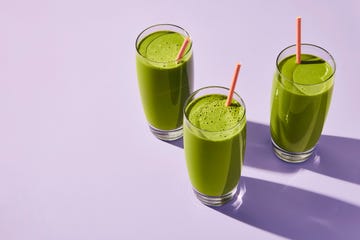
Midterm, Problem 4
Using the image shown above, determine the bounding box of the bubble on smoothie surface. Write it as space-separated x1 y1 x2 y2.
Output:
138 31 185 63
187 94 244 132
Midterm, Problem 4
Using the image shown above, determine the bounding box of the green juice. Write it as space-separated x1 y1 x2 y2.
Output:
136 30 193 130
270 54 334 153
184 94 246 197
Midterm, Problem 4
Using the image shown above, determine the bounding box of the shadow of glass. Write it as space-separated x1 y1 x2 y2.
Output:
164 137 184 148
168 121 360 239
165 121 360 185
211 176 360 240
245 121 360 185
165 122 360 238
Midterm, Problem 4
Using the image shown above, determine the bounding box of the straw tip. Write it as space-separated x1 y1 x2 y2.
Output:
225 62 242 107
235 63 241 73
183 37 191 45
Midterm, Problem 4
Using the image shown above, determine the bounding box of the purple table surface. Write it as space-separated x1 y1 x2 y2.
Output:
1 0 359 239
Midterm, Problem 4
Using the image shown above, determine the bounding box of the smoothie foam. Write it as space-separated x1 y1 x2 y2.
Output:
187 94 245 133
278 54 333 95
138 31 190 66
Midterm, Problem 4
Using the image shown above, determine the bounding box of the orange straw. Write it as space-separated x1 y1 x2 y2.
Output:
176 37 190 62
296 16 302 64
225 63 241 106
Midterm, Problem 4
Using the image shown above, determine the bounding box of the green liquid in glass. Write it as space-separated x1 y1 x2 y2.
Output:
136 31 193 130
184 94 246 196
270 54 334 152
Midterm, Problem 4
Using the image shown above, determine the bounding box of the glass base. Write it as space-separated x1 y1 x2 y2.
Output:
149 125 183 141
193 186 237 207
271 138 315 163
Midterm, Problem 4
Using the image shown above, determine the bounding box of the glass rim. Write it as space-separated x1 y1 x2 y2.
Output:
184 86 246 134
276 43 336 87
135 23 192 64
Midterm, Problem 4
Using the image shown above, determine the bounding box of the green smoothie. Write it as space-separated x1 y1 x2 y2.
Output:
136 30 193 131
270 54 334 153
184 93 246 197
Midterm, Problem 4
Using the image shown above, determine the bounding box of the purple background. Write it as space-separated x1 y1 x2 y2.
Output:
1 0 360 239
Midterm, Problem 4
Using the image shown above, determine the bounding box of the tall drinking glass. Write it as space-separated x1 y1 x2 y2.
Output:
183 86 246 206
135 24 194 141
270 44 336 163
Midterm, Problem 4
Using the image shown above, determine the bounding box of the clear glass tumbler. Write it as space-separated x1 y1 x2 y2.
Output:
183 86 246 206
270 44 336 163
136 24 194 141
